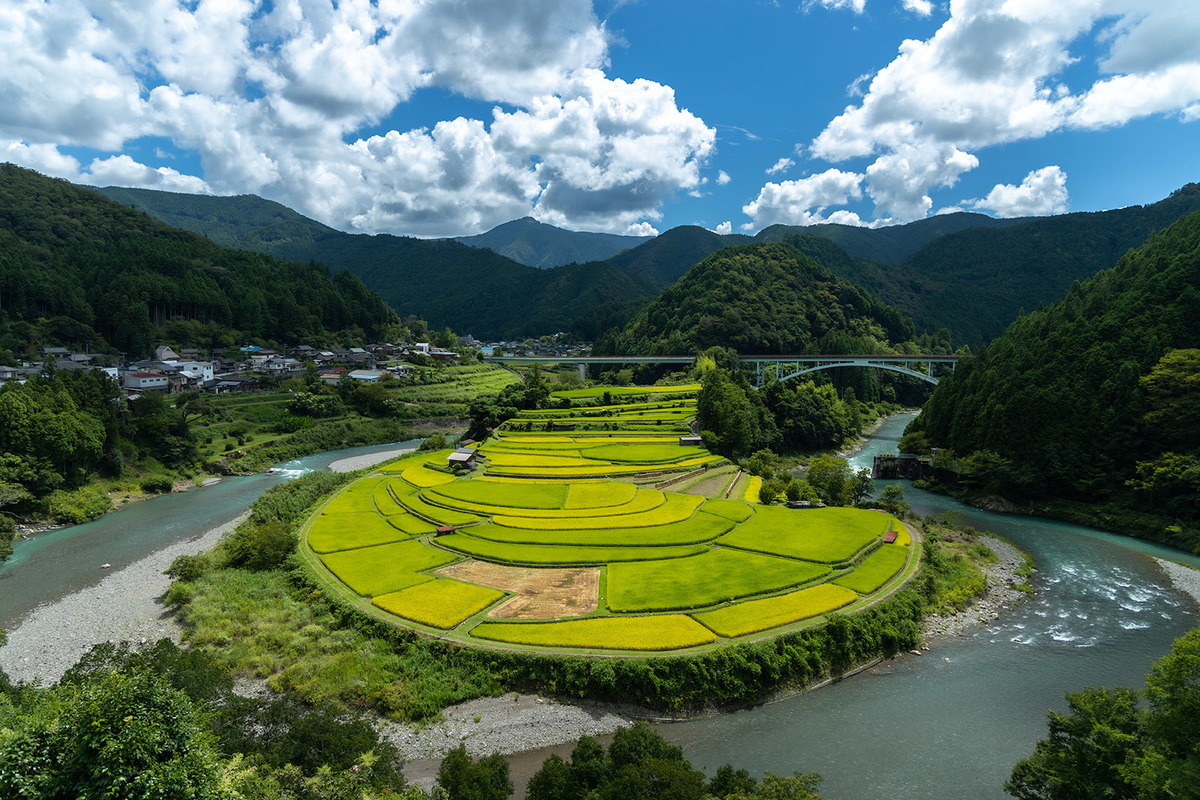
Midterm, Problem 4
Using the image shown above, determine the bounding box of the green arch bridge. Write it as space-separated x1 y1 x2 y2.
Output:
480 354 969 387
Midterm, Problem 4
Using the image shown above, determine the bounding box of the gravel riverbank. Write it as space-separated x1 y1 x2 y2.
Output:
383 693 630 763
1155 558 1200 606
327 447 416 474
920 534 1031 642
0 512 248 684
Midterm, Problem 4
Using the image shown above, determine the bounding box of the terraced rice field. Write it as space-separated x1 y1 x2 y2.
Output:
549 384 701 399
301 384 917 651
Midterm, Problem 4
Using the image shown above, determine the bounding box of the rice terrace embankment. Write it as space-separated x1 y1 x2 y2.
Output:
297 385 919 655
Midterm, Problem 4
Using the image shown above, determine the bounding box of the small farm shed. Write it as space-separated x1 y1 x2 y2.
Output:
447 448 478 466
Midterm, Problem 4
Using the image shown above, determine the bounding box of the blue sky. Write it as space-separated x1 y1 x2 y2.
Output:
3 0 1199 238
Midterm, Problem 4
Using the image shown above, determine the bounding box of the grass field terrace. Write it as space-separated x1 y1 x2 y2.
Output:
299 384 919 654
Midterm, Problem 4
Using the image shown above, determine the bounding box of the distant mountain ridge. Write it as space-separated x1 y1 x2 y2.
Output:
755 212 1031 266
2 166 398 356
452 216 651 268
94 180 1200 346
95 185 655 340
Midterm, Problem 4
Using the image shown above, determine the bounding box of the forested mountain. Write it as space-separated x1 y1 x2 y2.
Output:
96 184 655 339
93 185 339 255
0 165 397 357
596 240 914 356
605 225 750 287
322 233 656 339
95 180 1200 347
453 216 651 268
755 212 1028 266
908 208 1200 541
878 185 1200 345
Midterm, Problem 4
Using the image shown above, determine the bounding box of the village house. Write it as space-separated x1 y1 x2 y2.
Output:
123 371 170 392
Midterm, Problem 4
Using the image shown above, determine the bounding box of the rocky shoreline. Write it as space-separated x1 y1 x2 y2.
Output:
919 534 1031 642
0 512 248 684
1155 558 1200 606
383 693 631 763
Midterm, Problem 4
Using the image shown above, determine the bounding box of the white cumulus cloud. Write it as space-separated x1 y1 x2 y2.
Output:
742 168 865 229
901 0 933 16
714 221 732 234
805 0 867 14
755 0 1200 227
972 166 1069 218
766 157 795 175
717 170 731 185
0 0 715 236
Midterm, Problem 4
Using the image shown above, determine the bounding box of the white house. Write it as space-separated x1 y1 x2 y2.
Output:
124 372 169 391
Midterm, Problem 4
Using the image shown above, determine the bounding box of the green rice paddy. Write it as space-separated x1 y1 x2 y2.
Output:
372 579 505 629
693 584 858 638
717 506 890 563
300 385 918 654
470 616 716 651
436 534 709 565
607 549 832 612
832 544 910 594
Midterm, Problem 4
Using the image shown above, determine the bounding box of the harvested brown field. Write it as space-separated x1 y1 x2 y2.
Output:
436 560 600 619
682 472 733 497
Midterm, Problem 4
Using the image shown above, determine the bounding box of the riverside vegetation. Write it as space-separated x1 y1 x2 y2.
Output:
905 207 1200 553
0 359 519 550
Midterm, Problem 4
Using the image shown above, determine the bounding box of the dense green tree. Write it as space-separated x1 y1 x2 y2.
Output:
910 209 1200 533
0 669 224 799
805 456 854 506
1005 687 1146 800
1139 349 1200 453
1006 628 1200 800
697 369 759 457
525 753 573 800
435 745 512 800
524 724 824 800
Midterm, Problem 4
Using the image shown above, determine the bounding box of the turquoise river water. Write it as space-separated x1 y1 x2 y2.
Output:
0 439 422 629
3 422 1198 799
662 413 1200 799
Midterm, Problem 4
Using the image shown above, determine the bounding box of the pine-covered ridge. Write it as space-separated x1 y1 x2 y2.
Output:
909 208 1200 540
595 240 915 357
0 165 398 356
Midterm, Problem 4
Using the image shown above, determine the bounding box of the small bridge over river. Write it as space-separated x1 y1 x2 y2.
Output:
481 354 968 387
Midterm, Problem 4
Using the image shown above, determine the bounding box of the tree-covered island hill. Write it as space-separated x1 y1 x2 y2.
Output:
2 162 1200 798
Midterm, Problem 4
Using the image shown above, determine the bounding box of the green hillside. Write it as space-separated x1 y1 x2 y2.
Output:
755 212 1028 266
1 165 397 357
596 240 914 356
95 185 655 340
883 185 1200 345
909 208 1200 545
605 225 750 287
453 216 651 268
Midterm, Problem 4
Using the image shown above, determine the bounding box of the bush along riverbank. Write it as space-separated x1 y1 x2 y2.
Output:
163 467 1013 724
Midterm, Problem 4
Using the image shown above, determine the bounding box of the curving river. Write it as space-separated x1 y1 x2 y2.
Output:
3 422 1198 799
662 413 1200 799
0 439 423 630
